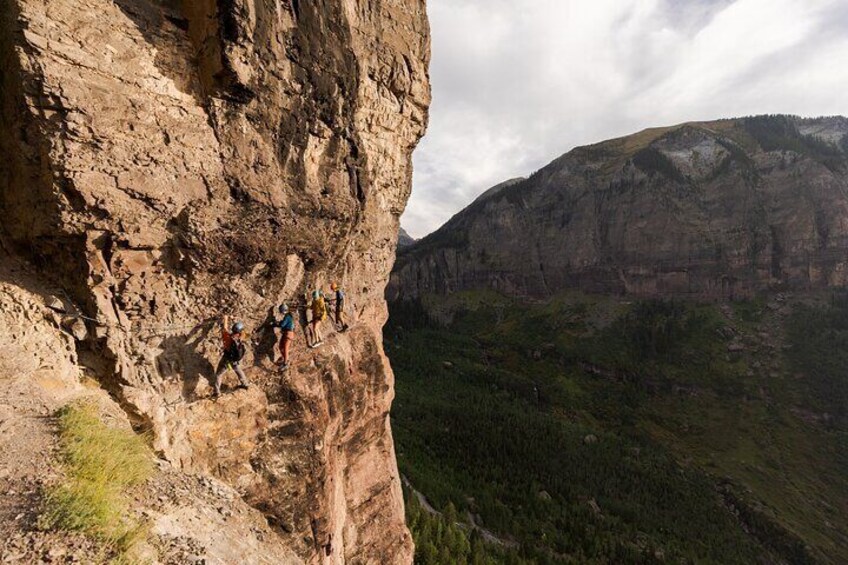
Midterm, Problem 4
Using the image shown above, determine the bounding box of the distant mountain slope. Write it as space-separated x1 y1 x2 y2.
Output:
398 226 417 248
390 115 848 300
469 176 526 205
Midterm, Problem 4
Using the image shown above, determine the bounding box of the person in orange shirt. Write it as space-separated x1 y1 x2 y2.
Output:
212 314 250 397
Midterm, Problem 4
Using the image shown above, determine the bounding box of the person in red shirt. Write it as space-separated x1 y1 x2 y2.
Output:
212 314 250 397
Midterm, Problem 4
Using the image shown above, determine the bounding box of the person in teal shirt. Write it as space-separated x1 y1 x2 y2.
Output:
271 303 296 369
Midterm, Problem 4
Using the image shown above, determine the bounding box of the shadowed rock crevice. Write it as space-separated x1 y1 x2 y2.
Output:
113 0 208 102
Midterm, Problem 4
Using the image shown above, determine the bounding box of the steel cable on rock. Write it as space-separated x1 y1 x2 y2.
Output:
58 289 221 337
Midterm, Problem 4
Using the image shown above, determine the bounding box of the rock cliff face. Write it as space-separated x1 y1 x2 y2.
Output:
0 257 303 563
0 0 430 562
390 116 848 301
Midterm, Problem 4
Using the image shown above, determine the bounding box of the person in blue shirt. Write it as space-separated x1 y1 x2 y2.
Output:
271 303 296 369
329 282 349 332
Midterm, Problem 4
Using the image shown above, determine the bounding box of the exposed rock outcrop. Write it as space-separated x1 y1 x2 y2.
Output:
390 116 848 301
0 0 430 562
0 258 301 564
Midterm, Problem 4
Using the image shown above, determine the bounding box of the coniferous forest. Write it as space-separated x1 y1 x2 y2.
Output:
387 291 848 564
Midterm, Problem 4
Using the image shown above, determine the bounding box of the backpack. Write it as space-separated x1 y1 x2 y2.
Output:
312 297 327 320
225 339 247 363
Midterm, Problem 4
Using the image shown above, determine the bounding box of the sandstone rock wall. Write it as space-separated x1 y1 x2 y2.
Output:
391 117 848 302
0 257 302 563
0 0 430 562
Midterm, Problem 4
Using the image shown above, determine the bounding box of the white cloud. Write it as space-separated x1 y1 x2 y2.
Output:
403 0 848 238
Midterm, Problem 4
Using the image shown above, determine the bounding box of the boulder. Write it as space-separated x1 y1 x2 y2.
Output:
61 317 88 342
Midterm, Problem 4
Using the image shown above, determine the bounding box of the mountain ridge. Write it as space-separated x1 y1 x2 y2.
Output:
390 114 848 301
399 226 418 248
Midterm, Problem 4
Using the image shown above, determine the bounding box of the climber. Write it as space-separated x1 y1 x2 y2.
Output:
271 303 296 370
211 314 250 397
308 289 327 348
328 282 349 332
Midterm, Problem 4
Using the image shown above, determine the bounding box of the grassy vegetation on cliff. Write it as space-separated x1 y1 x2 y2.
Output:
389 292 846 563
41 402 153 561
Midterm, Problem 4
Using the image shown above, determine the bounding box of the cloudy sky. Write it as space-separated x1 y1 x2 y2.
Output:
402 0 848 238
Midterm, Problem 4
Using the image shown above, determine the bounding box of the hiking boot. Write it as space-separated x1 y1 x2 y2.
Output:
237 383 249 391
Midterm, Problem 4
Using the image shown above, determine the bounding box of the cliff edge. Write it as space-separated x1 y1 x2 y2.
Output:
0 0 430 562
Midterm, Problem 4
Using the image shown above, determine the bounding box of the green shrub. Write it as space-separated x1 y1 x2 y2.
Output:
41 402 153 561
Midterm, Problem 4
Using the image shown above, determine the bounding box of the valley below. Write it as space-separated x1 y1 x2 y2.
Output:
387 290 847 564
388 113 848 564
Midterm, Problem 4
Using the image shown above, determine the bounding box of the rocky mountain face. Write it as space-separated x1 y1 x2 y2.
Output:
0 0 430 562
390 116 848 301
0 257 303 563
